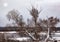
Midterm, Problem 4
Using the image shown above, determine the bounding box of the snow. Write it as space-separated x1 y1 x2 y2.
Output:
0 31 31 41
9 37 30 41
0 31 18 33
1 31 60 41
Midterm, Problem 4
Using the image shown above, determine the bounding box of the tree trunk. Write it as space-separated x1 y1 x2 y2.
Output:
25 30 36 40
45 28 50 42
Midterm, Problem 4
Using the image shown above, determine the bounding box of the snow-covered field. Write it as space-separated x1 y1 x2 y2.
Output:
0 31 31 41
0 31 60 41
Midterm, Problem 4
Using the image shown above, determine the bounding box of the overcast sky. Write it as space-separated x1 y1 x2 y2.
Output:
0 0 60 27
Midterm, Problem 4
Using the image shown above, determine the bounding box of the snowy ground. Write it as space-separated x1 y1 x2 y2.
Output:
0 31 31 41
0 31 60 41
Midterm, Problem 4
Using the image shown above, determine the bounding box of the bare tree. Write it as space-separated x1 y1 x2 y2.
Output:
39 17 60 42
6 7 60 42
29 6 42 27
6 9 25 27
7 9 19 22
28 6 42 41
17 15 25 27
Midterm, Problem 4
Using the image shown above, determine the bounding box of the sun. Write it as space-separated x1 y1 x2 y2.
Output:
3 3 8 7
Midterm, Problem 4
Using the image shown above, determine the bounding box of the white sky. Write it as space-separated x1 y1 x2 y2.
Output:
0 0 60 27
